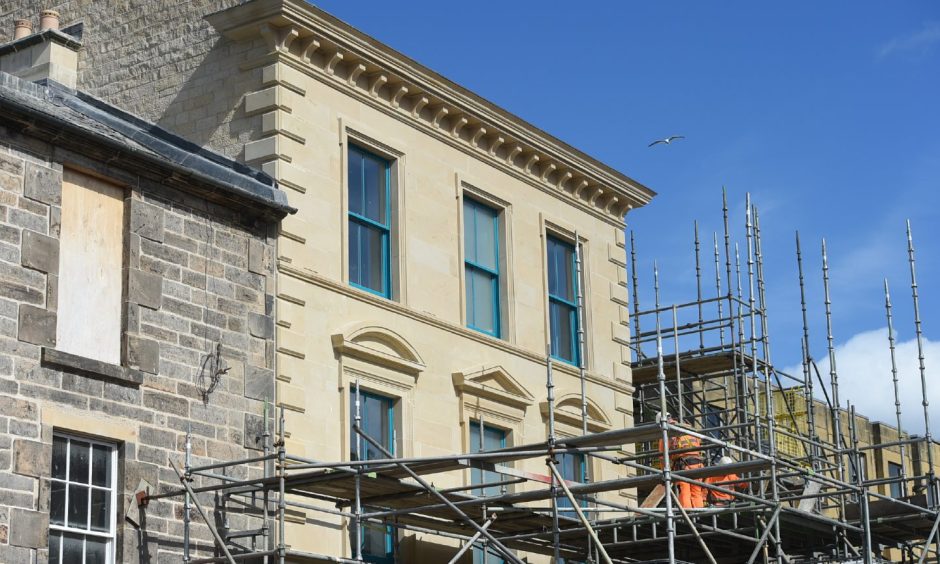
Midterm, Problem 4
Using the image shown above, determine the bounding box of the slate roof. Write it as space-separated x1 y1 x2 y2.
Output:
0 70 295 218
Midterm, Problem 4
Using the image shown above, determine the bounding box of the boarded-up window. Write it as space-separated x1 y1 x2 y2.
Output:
56 170 124 365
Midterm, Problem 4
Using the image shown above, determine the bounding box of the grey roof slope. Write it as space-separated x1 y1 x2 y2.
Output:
0 71 295 217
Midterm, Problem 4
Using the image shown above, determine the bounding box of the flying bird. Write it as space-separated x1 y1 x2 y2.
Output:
648 135 685 147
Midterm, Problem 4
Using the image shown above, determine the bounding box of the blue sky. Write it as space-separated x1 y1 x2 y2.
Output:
310 2 940 429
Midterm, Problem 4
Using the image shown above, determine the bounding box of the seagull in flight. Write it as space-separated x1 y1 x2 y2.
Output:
648 135 685 147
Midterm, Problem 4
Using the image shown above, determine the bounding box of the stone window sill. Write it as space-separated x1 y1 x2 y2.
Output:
41 348 143 387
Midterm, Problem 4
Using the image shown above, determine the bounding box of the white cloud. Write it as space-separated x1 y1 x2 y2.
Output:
877 21 940 61
782 327 940 435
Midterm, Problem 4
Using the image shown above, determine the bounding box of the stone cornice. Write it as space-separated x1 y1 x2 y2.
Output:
207 0 656 224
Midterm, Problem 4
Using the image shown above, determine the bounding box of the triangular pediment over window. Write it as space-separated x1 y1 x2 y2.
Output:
452 365 534 410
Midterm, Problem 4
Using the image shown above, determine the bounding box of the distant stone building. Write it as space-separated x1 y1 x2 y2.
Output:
0 22 292 564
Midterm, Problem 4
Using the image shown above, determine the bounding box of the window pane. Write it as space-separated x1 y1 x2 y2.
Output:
92 445 111 487
348 147 364 217
349 220 362 287
468 268 497 334
548 238 574 302
362 522 390 558
473 545 505 564
50 480 66 525
550 301 575 362
464 200 498 271
48 531 61 564
86 535 108 564
474 204 497 271
70 440 90 483
62 532 84 563
364 395 390 460
351 392 394 461
483 426 504 450
68 484 89 529
349 221 387 296
362 154 387 224
91 489 110 532
470 422 505 496
558 453 584 515
889 463 903 498
463 200 477 264
52 436 67 479
363 226 386 294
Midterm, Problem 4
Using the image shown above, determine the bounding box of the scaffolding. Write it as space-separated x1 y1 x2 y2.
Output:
143 193 940 563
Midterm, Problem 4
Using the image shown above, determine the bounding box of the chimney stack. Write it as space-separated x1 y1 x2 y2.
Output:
0 9 80 89
39 10 60 31
13 19 33 40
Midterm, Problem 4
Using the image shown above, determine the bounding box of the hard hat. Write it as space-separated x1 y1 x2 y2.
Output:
718 456 734 465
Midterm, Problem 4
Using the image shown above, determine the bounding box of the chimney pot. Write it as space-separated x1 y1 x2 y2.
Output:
39 9 60 31
14 19 33 39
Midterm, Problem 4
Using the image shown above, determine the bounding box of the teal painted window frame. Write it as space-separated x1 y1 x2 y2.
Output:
463 198 501 337
469 420 507 496
349 390 396 563
469 420 507 564
348 144 392 299
557 451 587 518
547 235 580 366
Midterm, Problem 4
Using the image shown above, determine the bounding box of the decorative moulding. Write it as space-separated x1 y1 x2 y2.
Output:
452 365 535 410
206 0 655 224
539 393 612 433
331 326 425 376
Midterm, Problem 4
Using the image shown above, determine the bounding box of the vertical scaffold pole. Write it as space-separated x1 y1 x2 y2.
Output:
907 221 936 509
821 239 848 555
655 263 677 564
744 195 763 452
673 305 684 423
573 230 595 562
796 232 818 470
754 206 774 413
721 186 734 328
714 232 725 349
734 243 752 449
723 191 744 446
278 405 286 564
262 401 271 564
884 278 909 496
575 231 588 436
354 380 363 562
630 231 643 362
547 348 561 562
479 413 488 564
849 403 874 564
694 221 704 352
184 421 192 563
714 233 730 421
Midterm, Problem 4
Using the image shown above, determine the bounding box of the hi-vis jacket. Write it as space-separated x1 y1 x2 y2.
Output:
654 434 703 469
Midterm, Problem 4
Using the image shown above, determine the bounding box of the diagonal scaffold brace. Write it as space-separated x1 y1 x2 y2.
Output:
170 459 237 564
352 422 525 564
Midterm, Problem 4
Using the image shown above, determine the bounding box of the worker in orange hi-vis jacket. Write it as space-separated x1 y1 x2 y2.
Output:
656 414 706 508
705 456 746 506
